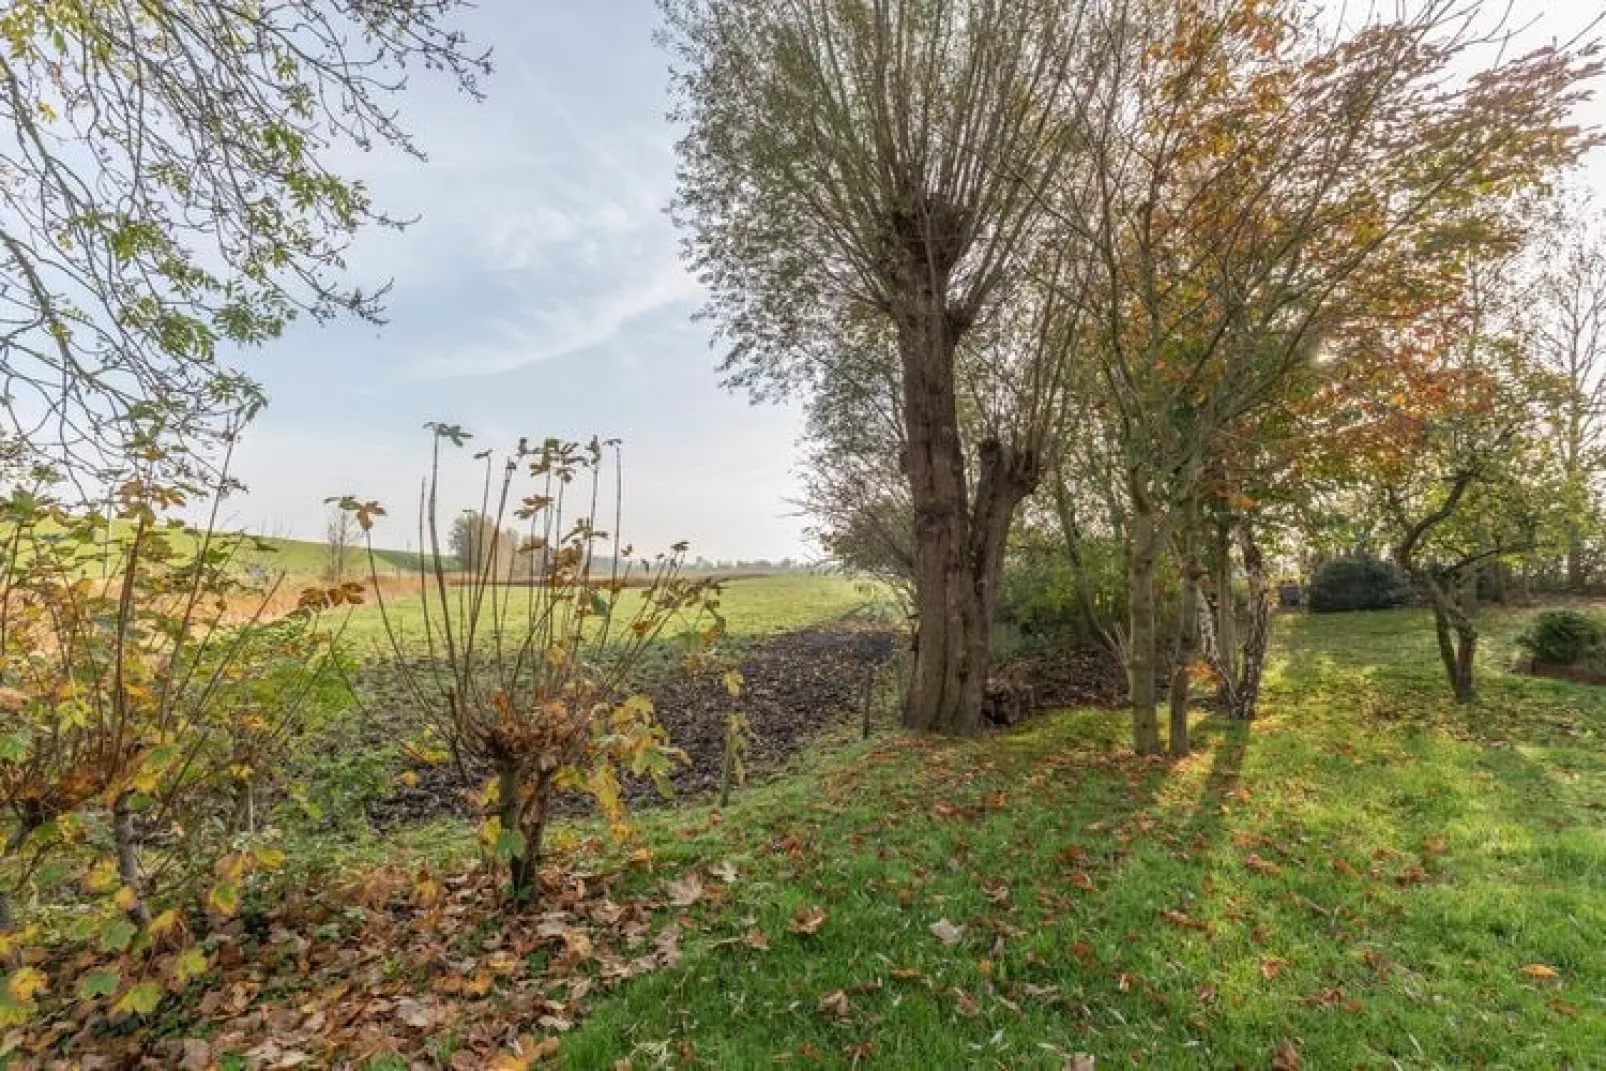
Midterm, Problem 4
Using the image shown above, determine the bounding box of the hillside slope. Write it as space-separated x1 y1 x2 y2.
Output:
560 608 1606 1068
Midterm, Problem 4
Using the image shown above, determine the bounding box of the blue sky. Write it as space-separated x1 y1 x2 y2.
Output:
222 2 808 560
220 0 1606 560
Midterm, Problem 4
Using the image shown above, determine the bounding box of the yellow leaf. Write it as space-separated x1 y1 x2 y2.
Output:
172 947 208 984
208 881 241 917
84 859 119 893
113 886 140 913
6 967 47 1003
252 846 286 871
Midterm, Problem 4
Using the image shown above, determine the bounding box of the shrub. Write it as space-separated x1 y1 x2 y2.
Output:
0 473 351 1023
1308 556 1412 613
994 532 1130 655
345 427 723 901
1517 609 1605 666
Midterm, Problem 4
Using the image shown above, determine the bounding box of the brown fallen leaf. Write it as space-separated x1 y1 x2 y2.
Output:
1259 956 1289 980
788 905 827 935
1162 909 1209 931
491 1035 561 1070
710 859 740 885
1519 963 1559 979
817 990 852 1019
666 871 705 907
951 987 980 1017
930 918 965 945
1271 1037 1300 1070
1068 870 1096 892
743 927 770 951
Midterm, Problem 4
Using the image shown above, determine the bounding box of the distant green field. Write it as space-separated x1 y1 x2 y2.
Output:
0 517 437 578
234 534 434 575
335 572 885 652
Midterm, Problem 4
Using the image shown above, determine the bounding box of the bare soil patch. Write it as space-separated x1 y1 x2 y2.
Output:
366 619 903 828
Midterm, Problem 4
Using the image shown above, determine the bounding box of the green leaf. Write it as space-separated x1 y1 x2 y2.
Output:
0 988 32 1028
78 968 121 999
494 828 528 861
0 731 31 763
114 981 163 1017
99 918 138 953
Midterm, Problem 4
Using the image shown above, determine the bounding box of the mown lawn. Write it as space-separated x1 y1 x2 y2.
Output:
551 605 1605 1068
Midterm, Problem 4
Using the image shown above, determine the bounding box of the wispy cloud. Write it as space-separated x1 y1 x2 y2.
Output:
404 258 702 380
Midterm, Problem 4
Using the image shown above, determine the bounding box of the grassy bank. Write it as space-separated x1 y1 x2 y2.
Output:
555 606 1604 1067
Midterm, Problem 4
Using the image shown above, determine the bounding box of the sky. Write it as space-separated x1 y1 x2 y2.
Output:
219 0 1606 560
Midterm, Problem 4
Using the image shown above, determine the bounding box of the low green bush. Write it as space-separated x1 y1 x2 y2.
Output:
1517 609 1605 666
1308 556 1412 614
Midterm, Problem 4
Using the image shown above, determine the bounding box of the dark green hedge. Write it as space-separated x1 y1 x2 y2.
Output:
1308 556 1412 614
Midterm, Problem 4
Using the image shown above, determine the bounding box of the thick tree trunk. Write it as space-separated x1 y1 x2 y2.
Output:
897 303 1035 735
1128 504 1161 755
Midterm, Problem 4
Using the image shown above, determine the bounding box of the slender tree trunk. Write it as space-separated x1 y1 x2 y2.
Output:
112 791 150 926
1454 626 1477 701
1128 504 1161 755
1211 513 1237 708
1053 474 1124 661
497 759 541 899
1168 557 1199 757
1229 519 1272 721
1425 578 1478 703
1566 528 1586 592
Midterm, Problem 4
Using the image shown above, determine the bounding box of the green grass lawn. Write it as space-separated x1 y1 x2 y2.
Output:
546 605 1605 1068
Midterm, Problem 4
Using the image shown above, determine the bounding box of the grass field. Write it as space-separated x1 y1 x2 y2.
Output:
22 588 1606 1066
547 605 1605 1068
333 571 884 651
2 518 435 577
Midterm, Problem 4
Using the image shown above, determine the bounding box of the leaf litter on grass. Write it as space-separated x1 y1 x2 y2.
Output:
11 856 696 1066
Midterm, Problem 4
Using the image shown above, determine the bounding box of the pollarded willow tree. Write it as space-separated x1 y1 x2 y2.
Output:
662 0 1105 735
1059 0 1601 753
0 1 487 482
